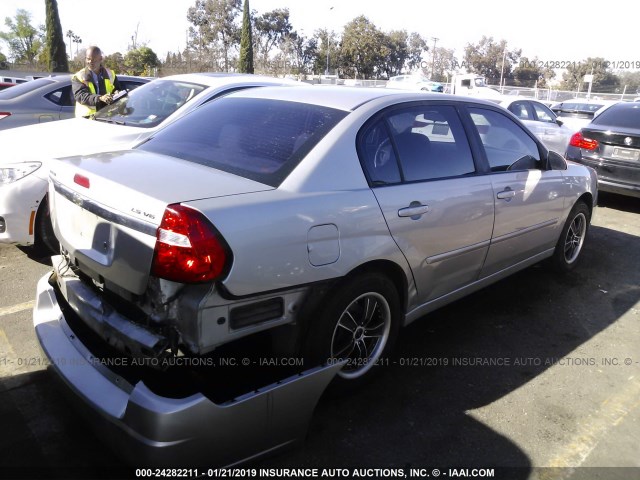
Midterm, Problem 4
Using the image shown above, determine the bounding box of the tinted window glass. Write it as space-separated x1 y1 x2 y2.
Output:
592 103 640 129
531 102 555 122
44 85 73 107
469 107 541 171
387 105 475 181
94 80 208 128
359 119 401 185
138 97 347 187
509 102 532 120
0 78 56 100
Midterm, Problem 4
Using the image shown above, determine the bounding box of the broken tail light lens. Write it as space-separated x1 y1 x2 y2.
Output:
151 204 230 283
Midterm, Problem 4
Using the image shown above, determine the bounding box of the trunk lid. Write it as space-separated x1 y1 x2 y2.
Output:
50 149 273 295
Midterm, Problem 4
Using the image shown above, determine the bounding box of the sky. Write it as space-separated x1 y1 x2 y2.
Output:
1 0 638 72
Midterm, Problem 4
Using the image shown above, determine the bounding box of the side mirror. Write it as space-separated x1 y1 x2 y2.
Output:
548 150 567 170
556 119 564 127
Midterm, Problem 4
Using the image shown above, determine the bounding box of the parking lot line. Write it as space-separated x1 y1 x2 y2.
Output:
0 301 34 318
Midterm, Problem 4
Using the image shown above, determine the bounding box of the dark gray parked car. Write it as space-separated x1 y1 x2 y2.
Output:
565 101 640 198
0 74 148 129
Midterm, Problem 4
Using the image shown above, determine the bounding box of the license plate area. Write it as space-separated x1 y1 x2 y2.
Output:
612 147 640 162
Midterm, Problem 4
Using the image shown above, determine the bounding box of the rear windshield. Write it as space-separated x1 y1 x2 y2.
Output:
94 79 208 128
592 103 640 129
137 97 348 187
0 78 56 99
552 102 604 114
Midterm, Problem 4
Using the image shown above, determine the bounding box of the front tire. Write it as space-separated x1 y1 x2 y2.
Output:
34 195 59 255
551 201 590 272
303 273 401 388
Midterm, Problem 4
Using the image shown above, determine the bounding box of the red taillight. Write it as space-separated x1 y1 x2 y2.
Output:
73 173 90 188
151 204 229 283
569 132 599 150
0 112 11 120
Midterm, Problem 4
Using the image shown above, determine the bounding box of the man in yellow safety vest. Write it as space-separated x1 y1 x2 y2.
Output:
71 45 122 118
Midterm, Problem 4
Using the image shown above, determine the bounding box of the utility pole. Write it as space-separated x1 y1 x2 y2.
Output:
325 6 334 77
499 47 507 94
431 37 438 79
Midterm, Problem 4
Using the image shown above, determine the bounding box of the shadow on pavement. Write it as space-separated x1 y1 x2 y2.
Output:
3 223 639 477
264 224 640 474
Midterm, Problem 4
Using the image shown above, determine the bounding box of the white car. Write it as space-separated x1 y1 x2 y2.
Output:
387 74 444 92
550 99 620 133
500 97 574 153
0 73 299 252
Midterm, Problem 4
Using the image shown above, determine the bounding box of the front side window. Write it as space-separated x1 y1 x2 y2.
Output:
531 102 556 123
469 107 541 171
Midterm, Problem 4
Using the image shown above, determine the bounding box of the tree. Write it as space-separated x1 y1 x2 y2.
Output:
187 0 241 72
124 46 159 75
512 57 555 88
561 58 620 93
463 36 521 85
406 32 428 72
379 30 408 78
290 33 317 76
340 16 385 79
45 0 68 72
254 8 292 71
617 71 640 95
429 46 457 83
104 52 126 73
0 9 43 64
238 0 253 73
312 28 339 75
0 49 7 68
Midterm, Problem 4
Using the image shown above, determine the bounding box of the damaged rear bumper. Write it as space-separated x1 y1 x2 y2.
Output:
33 271 341 467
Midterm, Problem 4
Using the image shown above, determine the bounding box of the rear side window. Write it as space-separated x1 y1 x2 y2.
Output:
592 103 640 129
137 97 347 187
359 105 475 184
469 107 541 171
44 85 74 107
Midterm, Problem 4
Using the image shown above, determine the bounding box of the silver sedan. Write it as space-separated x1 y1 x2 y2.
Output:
34 86 597 466
499 97 574 154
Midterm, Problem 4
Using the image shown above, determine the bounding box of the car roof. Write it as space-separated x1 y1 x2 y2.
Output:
153 72 300 87
225 85 499 111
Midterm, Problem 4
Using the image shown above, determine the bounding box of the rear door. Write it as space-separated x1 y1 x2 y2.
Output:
360 103 495 303
466 107 567 278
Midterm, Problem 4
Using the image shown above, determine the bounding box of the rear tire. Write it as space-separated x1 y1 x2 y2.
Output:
303 273 401 390
551 201 590 272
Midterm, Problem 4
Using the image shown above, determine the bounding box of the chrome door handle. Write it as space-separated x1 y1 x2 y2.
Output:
398 203 430 218
497 188 516 201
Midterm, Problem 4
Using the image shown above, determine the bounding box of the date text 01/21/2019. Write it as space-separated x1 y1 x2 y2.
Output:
517 60 640 70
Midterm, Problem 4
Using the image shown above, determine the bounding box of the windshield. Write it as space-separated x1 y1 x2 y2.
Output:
93 79 208 128
0 78 57 100
137 97 347 187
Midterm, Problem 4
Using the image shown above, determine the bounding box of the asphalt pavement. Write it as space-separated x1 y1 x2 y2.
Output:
0 192 639 480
